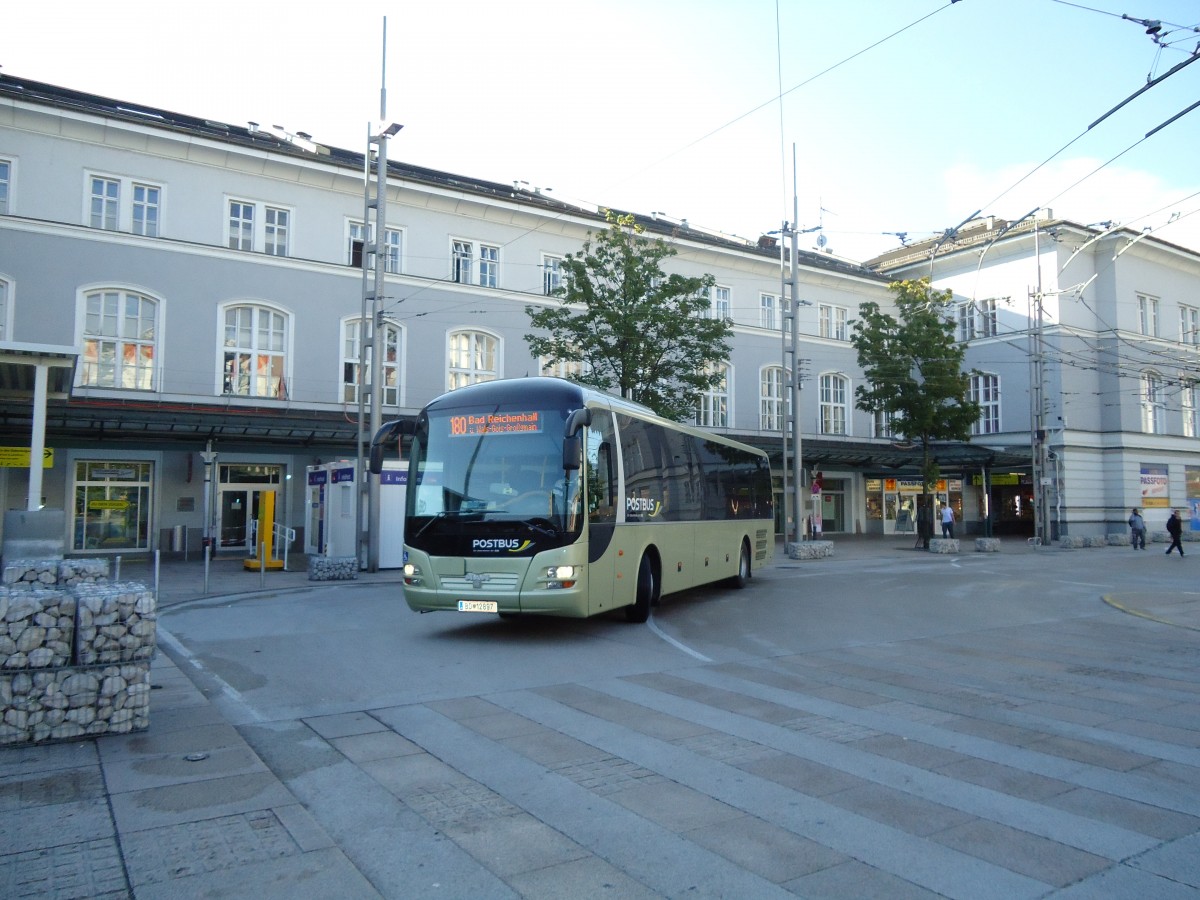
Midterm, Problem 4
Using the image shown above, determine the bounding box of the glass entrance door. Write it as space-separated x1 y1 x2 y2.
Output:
216 464 283 553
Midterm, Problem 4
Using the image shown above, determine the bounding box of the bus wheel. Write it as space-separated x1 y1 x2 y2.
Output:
626 554 656 623
728 540 751 589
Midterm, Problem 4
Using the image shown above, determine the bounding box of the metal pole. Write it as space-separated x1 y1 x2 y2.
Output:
790 149 804 544
779 221 789 543
367 17 390 573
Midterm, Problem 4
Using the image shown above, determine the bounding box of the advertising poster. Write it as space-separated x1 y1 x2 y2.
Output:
1187 467 1200 529
1140 464 1169 508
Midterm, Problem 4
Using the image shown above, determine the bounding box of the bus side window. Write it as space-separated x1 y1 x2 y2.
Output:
587 412 617 524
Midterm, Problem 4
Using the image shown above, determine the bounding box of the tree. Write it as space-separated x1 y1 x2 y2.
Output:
851 278 981 545
525 210 733 421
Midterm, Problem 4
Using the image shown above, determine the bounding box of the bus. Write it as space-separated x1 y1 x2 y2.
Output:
369 377 774 622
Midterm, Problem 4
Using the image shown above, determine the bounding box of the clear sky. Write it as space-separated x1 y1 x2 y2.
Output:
4 0 1199 261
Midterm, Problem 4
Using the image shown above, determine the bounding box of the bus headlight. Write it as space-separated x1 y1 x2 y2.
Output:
544 565 579 589
403 563 423 585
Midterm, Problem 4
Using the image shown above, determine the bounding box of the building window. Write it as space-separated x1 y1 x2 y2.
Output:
542 255 564 295
1137 293 1159 337
760 365 789 431
479 244 499 288
760 293 779 330
696 364 729 428
227 199 291 255
80 290 158 390
73 460 152 552
1141 371 1165 434
448 329 499 389
228 201 254 250
970 372 1000 435
819 304 848 341
131 183 160 237
713 286 731 320
87 174 162 235
0 278 8 341
873 408 898 439
819 373 849 435
451 240 472 283
264 207 289 256
348 221 402 273
1184 382 1199 438
451 239 498 287
0 158 10 214
1181 305 1199 345
540 355 585 380
90 177 120 230
342 317 401 407
222 304 288 398
958 298 998 341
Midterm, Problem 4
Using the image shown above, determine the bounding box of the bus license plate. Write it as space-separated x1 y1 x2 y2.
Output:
457 600 498 613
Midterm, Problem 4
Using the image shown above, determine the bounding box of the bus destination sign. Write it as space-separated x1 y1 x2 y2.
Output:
449 411 543 437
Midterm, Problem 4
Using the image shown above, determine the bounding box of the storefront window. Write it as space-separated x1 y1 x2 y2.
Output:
73 461 152 551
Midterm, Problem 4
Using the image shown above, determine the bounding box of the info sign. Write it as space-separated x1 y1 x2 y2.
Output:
0 446 54 468
448 411 543 437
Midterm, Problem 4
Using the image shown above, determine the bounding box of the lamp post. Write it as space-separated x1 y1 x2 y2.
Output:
358 15 401 573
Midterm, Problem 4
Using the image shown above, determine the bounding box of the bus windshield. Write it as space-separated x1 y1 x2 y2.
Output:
406 404 583 541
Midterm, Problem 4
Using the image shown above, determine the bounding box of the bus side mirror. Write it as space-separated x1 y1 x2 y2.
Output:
564 407 592 438
368 419 415 474
563 434 582 471
562 407 592 471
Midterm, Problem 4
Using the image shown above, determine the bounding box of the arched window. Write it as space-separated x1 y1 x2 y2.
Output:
80 289 159 390
222 304 288 398
760 365 790 431
1141 371 1164 434
448 329 499 389
696 363 729 428
819 373 849 435
342 317 402 407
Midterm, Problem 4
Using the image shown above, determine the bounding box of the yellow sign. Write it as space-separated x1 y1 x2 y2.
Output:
89 499 130 511
0 447 54 468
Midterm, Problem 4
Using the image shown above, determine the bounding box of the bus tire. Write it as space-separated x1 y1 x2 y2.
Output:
728 539 751 589
626 554 656 623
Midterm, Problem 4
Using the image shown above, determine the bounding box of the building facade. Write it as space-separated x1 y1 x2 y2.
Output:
10 73 975 559
876 213 1200 540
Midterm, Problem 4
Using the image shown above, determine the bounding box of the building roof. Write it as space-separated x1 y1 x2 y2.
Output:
865 214 1200 273
0 72 884 281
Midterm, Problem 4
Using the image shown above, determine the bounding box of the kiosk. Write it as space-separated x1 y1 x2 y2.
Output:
305 460 406 568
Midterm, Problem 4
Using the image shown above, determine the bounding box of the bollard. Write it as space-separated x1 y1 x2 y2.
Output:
115 555 122 580
203 542 210 595
154 549 161 596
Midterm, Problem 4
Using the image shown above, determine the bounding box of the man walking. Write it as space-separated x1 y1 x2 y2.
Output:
940 502 955 539
1165 508 1185 556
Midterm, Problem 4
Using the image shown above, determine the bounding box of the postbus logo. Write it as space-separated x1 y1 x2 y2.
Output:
626 496 662 518
472 538 533 553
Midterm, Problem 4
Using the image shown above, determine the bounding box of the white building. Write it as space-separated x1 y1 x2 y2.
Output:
1 73 1058 558
875 213 1200 540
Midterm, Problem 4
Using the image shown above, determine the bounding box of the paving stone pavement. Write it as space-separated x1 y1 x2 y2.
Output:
1 537 1198 898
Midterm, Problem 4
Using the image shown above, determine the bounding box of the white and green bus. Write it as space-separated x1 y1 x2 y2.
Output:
370 377 774 622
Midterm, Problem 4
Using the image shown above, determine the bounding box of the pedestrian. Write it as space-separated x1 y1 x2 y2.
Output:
1127 507 1146 549
940 502 955 539
1165 508 1185 556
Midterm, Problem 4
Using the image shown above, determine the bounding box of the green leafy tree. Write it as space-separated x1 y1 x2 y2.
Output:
851 278 981 542
525 210 732 421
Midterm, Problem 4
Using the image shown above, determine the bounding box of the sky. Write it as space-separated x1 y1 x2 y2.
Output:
4 0 1200 262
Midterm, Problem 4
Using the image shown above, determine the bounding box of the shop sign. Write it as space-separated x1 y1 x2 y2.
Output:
1140 464 1169 508
972 473 1023 486
89 499 130 510
0 446 54 468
